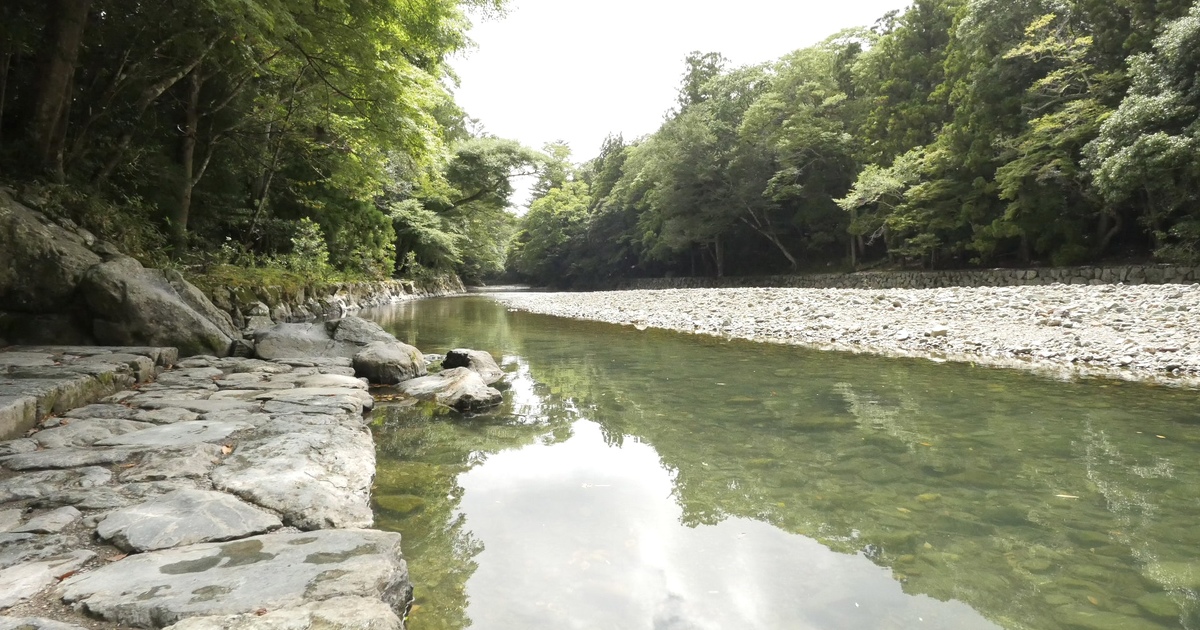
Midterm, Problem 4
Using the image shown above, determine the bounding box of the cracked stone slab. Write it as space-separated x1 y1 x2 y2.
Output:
1 446 137 470
0 549 94 610
0 533 77 571
211 426 374 530
33 418 155 449
13 507 81 534
129 399 261 414
96 489 281 552
119 443 224 482
0 438 38 456
0 467 112 503
252 388 373 416
60 530 411 627
63 404 141 420
94 420 251 448
134 407 201 425
0 508 21 532
0 618 89 630
163 595 404 630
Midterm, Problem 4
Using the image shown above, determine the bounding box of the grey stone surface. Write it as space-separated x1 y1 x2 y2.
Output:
63 403 141 420
0 549 94 610
0 467 112 503
130 399 260 414
253 388 373 416
94 420 251 448
0 438 38 456
327 317 395 346
443 348 504 385
253 323 357 361
397 367 503 412
1 446 136 470
33 418 155 449
135 407 201 424
0 189 101 314
164 596 404 630
352 342 426 385
60 530 411 627
0 618 89 630
96 489 281 552
292 373 370 390
13 506 81 534
0 508 20 532
212 427 375 530
119 443 224 482
81 256 236 357
0 533 75 570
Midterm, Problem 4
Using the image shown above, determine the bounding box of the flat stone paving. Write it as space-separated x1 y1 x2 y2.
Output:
1 347 175 441
0 351 409 629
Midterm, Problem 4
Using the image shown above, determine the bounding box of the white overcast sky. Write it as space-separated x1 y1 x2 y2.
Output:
449 0 913 207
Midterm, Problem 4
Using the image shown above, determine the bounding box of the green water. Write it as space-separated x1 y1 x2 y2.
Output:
365 296 1200 630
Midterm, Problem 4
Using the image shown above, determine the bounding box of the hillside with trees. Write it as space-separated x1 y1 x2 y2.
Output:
510 0 1200 288
0 0 535 285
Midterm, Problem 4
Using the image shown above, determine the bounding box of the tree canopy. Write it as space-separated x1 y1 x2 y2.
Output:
510 0 1200 288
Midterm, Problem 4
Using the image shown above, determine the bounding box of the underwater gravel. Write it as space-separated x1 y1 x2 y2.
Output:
485 283 1200 387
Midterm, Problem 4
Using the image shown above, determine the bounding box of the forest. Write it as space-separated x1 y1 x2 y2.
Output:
0 0 537 285
510 0 1200 287
2 1 1199 290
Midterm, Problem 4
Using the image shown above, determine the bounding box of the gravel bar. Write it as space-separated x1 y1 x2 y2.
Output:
485 284 1200 387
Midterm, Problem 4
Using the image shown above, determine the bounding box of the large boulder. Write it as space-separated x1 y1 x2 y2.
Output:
443 348 504 385
254 316 426 384
80 256 237 357
0 189 101 314
353 341 426 385
397 367 502 412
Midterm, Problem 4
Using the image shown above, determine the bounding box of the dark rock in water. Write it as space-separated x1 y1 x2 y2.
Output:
80 256 237 357
353 341 426 385
443 348 504 385
397 367 502 411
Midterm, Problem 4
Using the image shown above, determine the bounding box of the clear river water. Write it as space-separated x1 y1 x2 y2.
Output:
363 295 1200 630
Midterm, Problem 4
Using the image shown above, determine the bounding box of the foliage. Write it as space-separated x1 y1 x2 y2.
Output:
0 0 530 284
508 0 1200 286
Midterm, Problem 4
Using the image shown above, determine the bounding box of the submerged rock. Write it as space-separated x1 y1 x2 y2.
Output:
59 530 412 627
397 367 502 412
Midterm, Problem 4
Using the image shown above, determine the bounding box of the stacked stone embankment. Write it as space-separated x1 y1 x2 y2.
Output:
488 283 1200 386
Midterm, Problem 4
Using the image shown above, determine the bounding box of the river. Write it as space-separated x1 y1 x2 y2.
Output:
362 295 1200 630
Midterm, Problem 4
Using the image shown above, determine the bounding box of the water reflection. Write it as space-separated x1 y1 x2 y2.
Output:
367 297 1200 630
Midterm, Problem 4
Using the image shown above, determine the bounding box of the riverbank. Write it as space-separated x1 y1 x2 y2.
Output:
486 284 1200 387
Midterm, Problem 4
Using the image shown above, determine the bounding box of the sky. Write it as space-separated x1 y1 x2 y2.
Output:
449 0 913 207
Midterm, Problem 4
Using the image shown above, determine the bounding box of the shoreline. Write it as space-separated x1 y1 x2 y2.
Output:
485 284 1200 389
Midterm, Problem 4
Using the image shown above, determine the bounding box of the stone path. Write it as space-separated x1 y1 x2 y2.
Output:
0 349 410 629
0 347 174 440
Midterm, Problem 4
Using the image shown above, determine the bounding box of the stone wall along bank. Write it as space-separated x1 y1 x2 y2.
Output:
615 264 1200 291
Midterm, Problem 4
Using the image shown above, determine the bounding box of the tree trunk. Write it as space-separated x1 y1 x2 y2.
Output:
1094 209 1123 257
0 51 11 149
29 0 91 172
172 67 202 250
93 39 214 184
714 236 725 278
